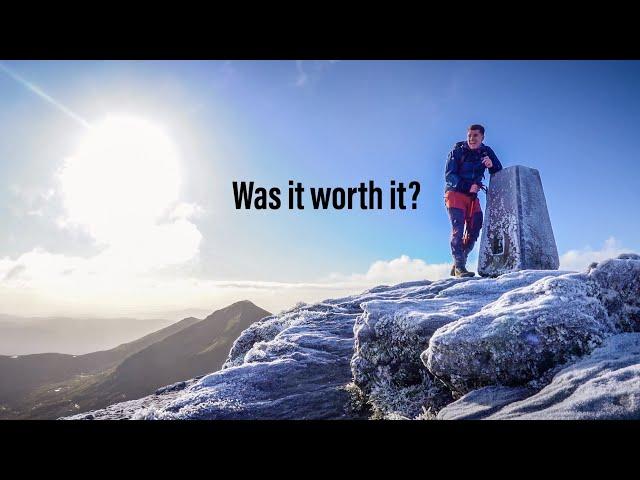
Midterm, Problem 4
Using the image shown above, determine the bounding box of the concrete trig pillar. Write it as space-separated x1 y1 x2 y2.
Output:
478 165 559 277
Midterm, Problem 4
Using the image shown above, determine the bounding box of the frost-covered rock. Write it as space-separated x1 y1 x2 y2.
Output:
424 255 640 395
67 299 361 419
351 270 565 418
436 385 534 420
66 281 450 420
424 273 612 393
486 333 640 419
587 254 640 332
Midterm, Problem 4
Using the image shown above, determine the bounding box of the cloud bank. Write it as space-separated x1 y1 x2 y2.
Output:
559 237 630 271
3 236 636 319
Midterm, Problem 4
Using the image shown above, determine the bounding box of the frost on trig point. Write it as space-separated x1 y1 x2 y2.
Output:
478 165 559 277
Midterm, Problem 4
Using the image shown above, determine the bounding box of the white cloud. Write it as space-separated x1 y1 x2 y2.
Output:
169 202 204 221
8 184 57 218
0 252 449 318
326 254 451 287
559 237 634 272
3 230 636 320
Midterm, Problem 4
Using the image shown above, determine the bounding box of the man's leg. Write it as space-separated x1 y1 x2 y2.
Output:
447 207 466 269
462 201 483 262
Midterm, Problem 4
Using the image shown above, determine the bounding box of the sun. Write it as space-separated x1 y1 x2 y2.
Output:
58 114 181 243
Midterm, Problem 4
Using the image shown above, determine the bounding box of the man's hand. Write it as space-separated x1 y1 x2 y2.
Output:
469 184 480 194
482 155 493 168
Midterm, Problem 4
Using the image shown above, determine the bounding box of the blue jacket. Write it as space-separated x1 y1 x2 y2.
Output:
445 141 503 194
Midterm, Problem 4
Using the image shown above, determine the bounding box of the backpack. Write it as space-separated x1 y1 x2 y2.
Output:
453 141 487 184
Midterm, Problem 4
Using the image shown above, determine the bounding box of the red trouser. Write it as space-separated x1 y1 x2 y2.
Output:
445 190 483 268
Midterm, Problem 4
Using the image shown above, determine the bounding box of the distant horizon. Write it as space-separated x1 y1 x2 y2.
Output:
0 258 615 320
0 308 216 322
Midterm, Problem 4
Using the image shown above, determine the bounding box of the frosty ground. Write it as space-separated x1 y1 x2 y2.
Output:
66 253 640 420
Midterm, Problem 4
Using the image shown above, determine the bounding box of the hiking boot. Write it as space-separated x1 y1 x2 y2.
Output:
450 264 456 277
454 266 475 278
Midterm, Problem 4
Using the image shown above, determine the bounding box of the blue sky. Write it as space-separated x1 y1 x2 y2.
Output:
0 60 638 318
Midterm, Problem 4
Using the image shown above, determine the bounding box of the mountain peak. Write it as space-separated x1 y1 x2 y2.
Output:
206 300 271 320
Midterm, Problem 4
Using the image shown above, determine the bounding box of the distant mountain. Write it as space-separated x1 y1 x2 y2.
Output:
0 300 270 419
0 315 177 355
66 301 272 405
0 316 200 414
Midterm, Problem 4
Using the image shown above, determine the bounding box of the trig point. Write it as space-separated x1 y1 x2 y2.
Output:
478 165 559 277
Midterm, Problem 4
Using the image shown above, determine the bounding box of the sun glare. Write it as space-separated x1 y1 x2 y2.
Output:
58 115 181 242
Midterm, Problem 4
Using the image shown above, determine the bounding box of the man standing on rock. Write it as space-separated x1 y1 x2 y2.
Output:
445 124 503 277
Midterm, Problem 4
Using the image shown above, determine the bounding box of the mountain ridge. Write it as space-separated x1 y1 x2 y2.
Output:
0 300 270 419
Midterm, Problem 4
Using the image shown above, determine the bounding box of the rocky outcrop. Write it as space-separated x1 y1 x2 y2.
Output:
66 282 436 420
439 333 640 420
65 254 640 420
436 385 535 420
424 273 611 394
351 270 564 418
424 255 640 396
67 299 360 419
